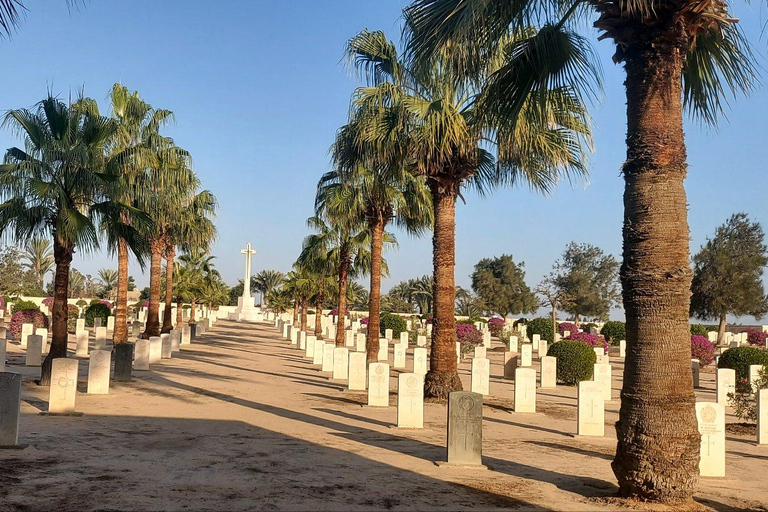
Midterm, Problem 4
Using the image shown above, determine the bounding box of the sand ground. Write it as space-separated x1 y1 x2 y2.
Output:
1 320 766 511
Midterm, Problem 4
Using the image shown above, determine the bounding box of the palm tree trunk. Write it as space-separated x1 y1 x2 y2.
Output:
141 242 163 338
299 300 308 331
40 235 73 386
335 247 350 347
366 217 385 363
292 299 299 325
611 37 699 502
424 181 462 399
113 239 129 345
314 288 324 339
717 312 726 346
551 305 557 340
176 298 184 326
161 247 175 333
190 298 197 322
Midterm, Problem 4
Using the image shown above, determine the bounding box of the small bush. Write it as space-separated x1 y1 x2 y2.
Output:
581 322 599 334
379 313 407 338
718 346 768 383
9 309 48 339
690 324 709 337
360 317 369 325
42 297 54 309
527 317 554 343
557 322 579 336
548 340 597 386
457 324 483 356
746 329 768 347
75 299 88 307
85 303 111 327
600 321 626 345
566 331 609 352
66 304 80 333
513 318 528 328
691 335 715 366
729 367 768 423
11 300 39 314
488 317 505 337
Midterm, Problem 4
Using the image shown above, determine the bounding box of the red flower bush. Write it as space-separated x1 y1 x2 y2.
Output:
488 317 505 337
42 297 55 308
360 317 369 325
746 329 768 347
558 322 579 336
565 331 609 352
457 324 483 355
691 335 716 366
9 310 49 339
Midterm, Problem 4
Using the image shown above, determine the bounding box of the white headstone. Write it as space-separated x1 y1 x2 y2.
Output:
514 368 536 413
305 335 316 359
367 363 389 407
749 365 762 393
538 340 547 358
594 363 612 401
716 368 736 406
377 338 388 362
696 402 725 477
509 335 518 353
356 333 366 353
345 330 354 348
76 331 89 357
20 323 33 348
692 359 700 388
532 333 540 347
393 344 406 369
312 340 324 365
160 334 172 359
348 352 366 391
417 335 426 347
577 381 605 436
332 347 349 380
482 330 491 348
0 372 21 445
473 346 486 359
76 318 86 335
35 328 48 352
455 342 461 365
322 343 334 372
385 329 393 341
471 358 490 396
619 340 626 358
399 332 409 346
94 317 102 329
503 352 516 379
48 358 79 414
413 347 427 376
107 315 115 332
290 327 298 346
25 334 42 367
134 339 150 370
540 356 556 388
94 327 107 350
181 325 191 345
521 344 532 367
758 388 767 445
170 329 180 352
397 373 424 428
87 350 111 394
593 347 605 358
148 337 162 364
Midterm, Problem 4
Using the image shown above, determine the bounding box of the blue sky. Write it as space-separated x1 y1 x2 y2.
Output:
1 1 766 322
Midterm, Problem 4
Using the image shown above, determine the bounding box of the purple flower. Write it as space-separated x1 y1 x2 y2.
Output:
691 335 715 366
565 331 609 352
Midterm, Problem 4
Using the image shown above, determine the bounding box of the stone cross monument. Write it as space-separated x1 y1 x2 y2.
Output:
241 242 256 303
231 242 261 322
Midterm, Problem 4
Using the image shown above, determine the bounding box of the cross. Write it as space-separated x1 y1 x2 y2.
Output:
240 242 257 299
521 382 533 400
702 434 717 457
588 399 600 418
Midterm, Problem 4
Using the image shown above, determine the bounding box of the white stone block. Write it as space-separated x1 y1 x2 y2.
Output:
509 336 518 353
696 402 725 477
94 327 107 350
417 335 426 347
134 339 150 370
521 344 532 367
397 373 423 428
577 381 605 436
538 340 547 358
25 334 42 367
356 333 366 353
758 388 767 445
0 372 21 445
619 340 626 358
76 331 89 357
35 328 48 352
377 338 388 362
367 363 389 407
313 340 324 365
332 347 348 380
322 343 334 372
594 363 612 401
305 335 316 359
48 358 79 414
160 334 172 359
393 344 406 369
471 358 490 396
414 347 427 376
385 329 393 341
514 367 536 413
170 330 180 352
87 350 111 394
148 337 162 364
474 346 486 359
20 323 33 348
107 316 115 331
540 356 556 388
348 352 366 391
716 368 736 406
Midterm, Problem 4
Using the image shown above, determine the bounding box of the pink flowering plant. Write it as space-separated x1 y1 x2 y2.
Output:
9 310 49 339
691 335 715 366
558 322 579 336
488 317 505 337
457 324 483 356
42 297 54 308
565 331 609 352
746 330 768 347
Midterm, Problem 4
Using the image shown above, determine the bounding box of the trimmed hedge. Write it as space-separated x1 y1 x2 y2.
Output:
527 317 554 344
547 340 597 386
600 321 625 345
85 303 111 327
11 300 39 314
379 313 407 338
690 324 709 337
718 346 768 383
9 309 48 339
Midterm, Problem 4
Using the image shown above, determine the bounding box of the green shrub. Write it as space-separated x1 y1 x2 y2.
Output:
600 321 626 345
75 299 88 307
85 303 111 327
379 313 407 338
513 318 528 328
527 317 554 343
690 324 709 337
718 346 768 384
581 322 599 334
456 319 475 325
11 299 40 314
547 340 597 386
66 304 80 333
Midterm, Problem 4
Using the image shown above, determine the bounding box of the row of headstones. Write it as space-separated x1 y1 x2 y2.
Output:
707 330 768 349
0 319 213 447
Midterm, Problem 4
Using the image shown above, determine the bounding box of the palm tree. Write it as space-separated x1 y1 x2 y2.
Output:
297 240 334 338
265 288 292 314
21 237 54 289
404 0 756 501
252 269 285 306
283 266 312 332
348 29 590 398
175 250 217 323
0 95 124 384
98 268 118 300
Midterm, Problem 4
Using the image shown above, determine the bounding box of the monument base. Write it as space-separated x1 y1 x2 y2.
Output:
434 461 488 470
229 296 264 323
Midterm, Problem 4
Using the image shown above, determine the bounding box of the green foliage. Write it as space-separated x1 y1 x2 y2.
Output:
691 213 768 323
551 242 620 321
10 299 39 314
581 322 598 333
600 321 626 345
717 346 768 383
729 367 768 423
379 312 407 338
66 304 79 333
0 246 45 297
84 303 111 327
690 324 709 337
527 317 554 343
470 255 538 318
548 340 597 386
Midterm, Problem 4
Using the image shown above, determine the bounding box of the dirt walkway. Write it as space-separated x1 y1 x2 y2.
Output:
1 321 765 511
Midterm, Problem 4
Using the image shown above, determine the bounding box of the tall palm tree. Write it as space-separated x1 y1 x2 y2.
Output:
283 266 312 332
348 28 590 398
297 240 334 339
404 0 756 501
21 237 54 289
175 250 216 323
98 268 118 300
0 95 127 384
252 269 285 306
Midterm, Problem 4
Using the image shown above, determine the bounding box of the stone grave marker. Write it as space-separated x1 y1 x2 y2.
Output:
0 372 22 446
470 358 490 396
482 330 491 348
94 317 102 329
95 327 108 350
692 359 700 388
377 338 388 362
538 340 547 358
716 368 736 406
313 340 324 365
20 323 33 348
696 402 725 477
322 343 334 372
76 318 86 336
749 364 762 392
397 373 423 428
345 330 354 348
619 340 626 358
417 335 426 347
446 391 483 466
577 381 605 436
356 333 366 353
385 329 393 341
521 344 532 367
348 352 366 391
289 327 298 346
107 315 115 332
149 337 162 364
503 352 517 379
305 335 316 359
393 344 406 369
593 347 605 358
367 363 389 406
594 363 612 401
540 356 556 388
170 330 180 352
36 328 48 352
509 336 518 353
414 347 427 376
160 334 172 359
87 350 111 394
532 334 540 348
299 331 307 348
473 346 486 359
399 332 409 346
758 388 767 445
134 339 150 371
514 368 536 413
455 342 461 365
181 325 191 345
48 358 79 414
76 331 89 357
113 343 133 382
332 347 349 380
26 334 43 367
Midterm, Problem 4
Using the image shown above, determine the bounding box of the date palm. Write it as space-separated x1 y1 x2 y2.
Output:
98 268 118 299
0 95 129 384
22 237 54 289
252 269 285 307
404 0 756 501
349 29 590 398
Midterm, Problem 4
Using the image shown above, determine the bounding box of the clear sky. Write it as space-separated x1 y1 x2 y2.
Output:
1 1 766 322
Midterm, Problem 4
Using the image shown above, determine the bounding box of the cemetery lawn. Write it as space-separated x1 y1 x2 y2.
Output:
2 321 766 511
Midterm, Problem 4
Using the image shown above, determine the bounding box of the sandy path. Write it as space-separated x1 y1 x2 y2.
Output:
1 321 766 511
